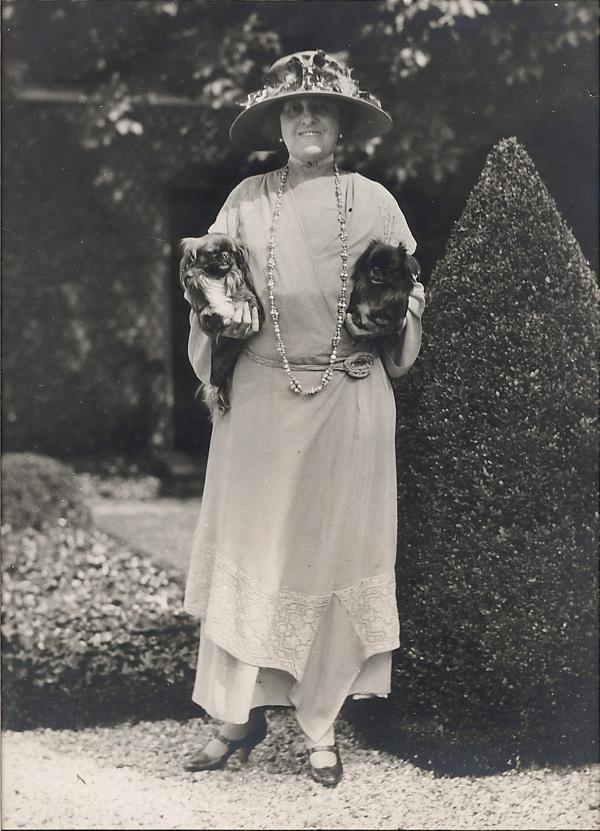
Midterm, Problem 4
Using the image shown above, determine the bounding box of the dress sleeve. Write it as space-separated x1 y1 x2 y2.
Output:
188 309 213 384
206 184 242 237
380 191 424 378
382 191 417 254
187 184 243 383
381 281 426 379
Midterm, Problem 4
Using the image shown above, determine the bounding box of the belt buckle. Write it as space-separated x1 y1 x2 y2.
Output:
343 352 375 378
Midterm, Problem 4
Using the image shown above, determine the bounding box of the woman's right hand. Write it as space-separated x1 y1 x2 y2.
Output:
184 289 259 339
220 301 260 339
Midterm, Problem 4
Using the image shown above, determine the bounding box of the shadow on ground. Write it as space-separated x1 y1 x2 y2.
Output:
343 697 599 777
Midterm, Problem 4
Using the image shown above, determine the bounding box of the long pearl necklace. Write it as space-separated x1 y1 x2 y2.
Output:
266 163 348 396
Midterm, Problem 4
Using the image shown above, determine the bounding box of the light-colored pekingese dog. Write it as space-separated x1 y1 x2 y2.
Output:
180 233 264 419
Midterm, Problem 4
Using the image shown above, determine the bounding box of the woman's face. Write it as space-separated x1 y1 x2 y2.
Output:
279 97 340 163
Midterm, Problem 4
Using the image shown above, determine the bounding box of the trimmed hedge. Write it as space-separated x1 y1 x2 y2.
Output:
1 523 198 728
2 104 171 455
1 453 91 533
387 138 599 765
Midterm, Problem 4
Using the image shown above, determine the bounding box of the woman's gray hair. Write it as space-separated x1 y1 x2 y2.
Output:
260 104 283 145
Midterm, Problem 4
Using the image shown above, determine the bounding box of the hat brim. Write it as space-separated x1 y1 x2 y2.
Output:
229 90 393 151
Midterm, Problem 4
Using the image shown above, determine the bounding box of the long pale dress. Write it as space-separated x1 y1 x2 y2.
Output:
184 167 425 742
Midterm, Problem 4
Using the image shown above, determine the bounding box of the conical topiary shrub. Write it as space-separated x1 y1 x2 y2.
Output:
387 137 598 767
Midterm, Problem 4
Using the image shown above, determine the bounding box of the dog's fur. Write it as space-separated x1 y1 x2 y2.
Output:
347 239 420 335
180 233 264 419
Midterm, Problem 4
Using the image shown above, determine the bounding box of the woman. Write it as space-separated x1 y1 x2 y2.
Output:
182 50 425 787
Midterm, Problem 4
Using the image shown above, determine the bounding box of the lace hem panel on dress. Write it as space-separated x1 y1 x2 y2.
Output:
184 551 400 679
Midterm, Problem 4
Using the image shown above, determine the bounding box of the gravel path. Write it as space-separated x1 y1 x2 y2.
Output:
3 712 599 830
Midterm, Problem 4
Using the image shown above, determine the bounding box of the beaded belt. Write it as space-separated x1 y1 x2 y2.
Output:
243 347 376 378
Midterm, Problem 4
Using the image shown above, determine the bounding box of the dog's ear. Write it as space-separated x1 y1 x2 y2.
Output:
405 253 421 282
180 238 200 264
232 242 250 276
232 241 261 294
352 239 380 280
179 238 201 287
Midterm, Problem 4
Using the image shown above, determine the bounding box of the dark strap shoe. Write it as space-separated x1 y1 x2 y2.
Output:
307 744 343 787
183 713 267 772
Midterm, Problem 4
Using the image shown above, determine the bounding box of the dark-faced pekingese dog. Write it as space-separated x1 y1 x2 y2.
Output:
347 239 420 335
180 233 264 419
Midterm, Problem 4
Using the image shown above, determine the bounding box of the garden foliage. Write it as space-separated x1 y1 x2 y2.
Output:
390 138 599 762
1 452 91 532
2 521 198 728
3 1 597 454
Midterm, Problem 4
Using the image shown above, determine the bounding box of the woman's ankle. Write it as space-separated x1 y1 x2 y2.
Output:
218 709 265 741
304 724 337 768
220 720 251 741
304 724 335 749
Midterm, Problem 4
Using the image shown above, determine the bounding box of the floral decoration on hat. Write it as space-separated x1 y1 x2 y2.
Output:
244 50 382 110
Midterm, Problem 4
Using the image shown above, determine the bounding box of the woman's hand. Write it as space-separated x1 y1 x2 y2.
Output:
184 287 259 339
220 301 260 339
344 313 407 341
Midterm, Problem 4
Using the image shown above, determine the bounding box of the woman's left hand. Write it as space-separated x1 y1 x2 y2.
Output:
344 313 407 341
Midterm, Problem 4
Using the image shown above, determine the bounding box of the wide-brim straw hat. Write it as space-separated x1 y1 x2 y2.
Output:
229 50 393 150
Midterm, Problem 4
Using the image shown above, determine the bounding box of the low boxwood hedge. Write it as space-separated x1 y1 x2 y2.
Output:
383 138 599 769
1 452 92 532
2 522 199 728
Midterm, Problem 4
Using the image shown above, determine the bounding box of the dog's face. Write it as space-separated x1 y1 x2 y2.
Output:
179 233 256 338
364 241 420 288
349 240 420 332
180 233 242 282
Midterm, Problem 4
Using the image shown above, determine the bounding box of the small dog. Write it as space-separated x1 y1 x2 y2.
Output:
179 233 264 418
347 239 420 335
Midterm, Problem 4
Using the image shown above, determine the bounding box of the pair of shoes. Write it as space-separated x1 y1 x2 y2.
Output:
307 744 343 787
183 713 267 772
